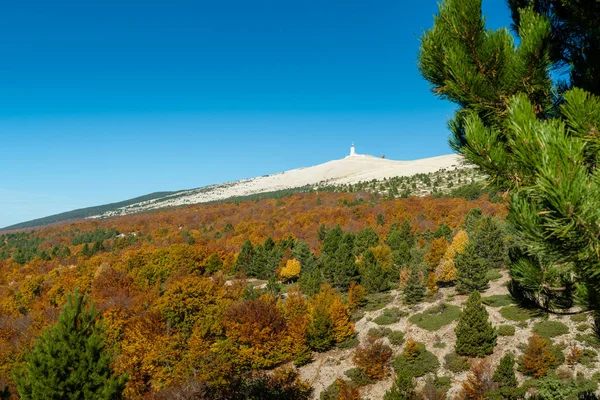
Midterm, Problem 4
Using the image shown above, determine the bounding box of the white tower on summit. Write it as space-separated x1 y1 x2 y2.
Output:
350 142 356 157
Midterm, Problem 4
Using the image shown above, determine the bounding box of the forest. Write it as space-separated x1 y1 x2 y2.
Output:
0 191 527 399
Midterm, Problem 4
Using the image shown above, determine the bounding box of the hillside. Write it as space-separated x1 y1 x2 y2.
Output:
2 153 471 231
2 191 598 399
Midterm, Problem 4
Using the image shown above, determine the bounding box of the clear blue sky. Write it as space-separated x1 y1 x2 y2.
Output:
0 0 512 227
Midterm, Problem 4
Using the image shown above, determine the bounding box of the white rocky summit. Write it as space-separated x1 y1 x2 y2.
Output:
90 145 464 219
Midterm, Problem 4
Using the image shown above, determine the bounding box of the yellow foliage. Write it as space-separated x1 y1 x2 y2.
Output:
399 267 410 287
403 338 420 363
329 296 354 343
452 230 469 254
279 258 301 282
370 245 393 271
436 258 456 283
435 230 468 283
427 272 439 295
347 282 366 311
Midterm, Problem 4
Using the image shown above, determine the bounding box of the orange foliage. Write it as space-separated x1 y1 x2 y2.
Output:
566 343 582 367
425 237 448 271
329 296 355 343
221 297 290 369
352 335 393 379
521 334 556 378
426 272 438 295
346 282 366 311
403 338 420 362
0 192 505 396
457 358 496 400
336 378 361 400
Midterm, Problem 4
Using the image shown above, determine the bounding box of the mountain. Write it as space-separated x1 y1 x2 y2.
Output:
3 153 465 231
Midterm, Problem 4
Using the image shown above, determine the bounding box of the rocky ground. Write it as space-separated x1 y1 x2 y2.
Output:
298 270 599 399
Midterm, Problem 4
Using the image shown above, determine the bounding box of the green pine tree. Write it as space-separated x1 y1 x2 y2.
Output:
234 240 255 274
13 289 126 399
419 0 600 313
299 268 323 297
306 304 334 352
354 226 380 256
403 267 425 305
384 368 416 400
360 249 389 293
455 291 496 357
489 353 525 400
292 240 317 274
204 252 223 275
463 208 483 236
473 216 506 269
455 242 489 294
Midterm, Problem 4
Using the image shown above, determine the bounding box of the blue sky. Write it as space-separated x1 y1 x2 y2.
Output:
0 0 512 227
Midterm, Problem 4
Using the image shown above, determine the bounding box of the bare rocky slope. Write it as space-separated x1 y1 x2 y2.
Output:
91 154 464 219
296 270 599 399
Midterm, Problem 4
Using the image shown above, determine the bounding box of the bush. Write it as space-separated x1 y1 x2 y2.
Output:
408 303 461 331
335 336 358 349
344 368 374 387
520 334 556 378
578 323 591 332
580 349 598 368
497 324 516 336
576 333 600 349
486 268 503 281
363 293 393 312
393 341 440 377
499 305 537 322
387 330 406 346
571 313 589 323
482 294 514 307
352 336 393 380
374 307 407 325
367 327 405 346
533 321 569 339
444 352 471 373
319 379 359 400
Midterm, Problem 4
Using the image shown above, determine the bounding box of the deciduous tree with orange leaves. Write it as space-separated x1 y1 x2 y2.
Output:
520 334 556 378
352 335 393 380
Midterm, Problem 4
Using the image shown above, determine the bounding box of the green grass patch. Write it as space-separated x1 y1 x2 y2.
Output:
499 305 538 322
532 320 569 339
482 294 514 307
578 323 591 332
344 368 375 387
486 268 503 281
580 349 598 368
351 309 365 323
576 333 600 349
409 303 461 331
363 293 393 312
336 336 358 349
374 307 407 325
497 324 516 336
571 313 589 323
393 342 440 377
366 327 405 346
433 376 452 392
433 341 446 349
444 352 471 373
387 330 405 346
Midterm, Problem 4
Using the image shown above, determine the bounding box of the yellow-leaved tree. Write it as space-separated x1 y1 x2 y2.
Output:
436 230 468 284
279 259 301 283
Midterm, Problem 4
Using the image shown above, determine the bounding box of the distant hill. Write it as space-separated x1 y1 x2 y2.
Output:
2 191 175 231
4 153 477 231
